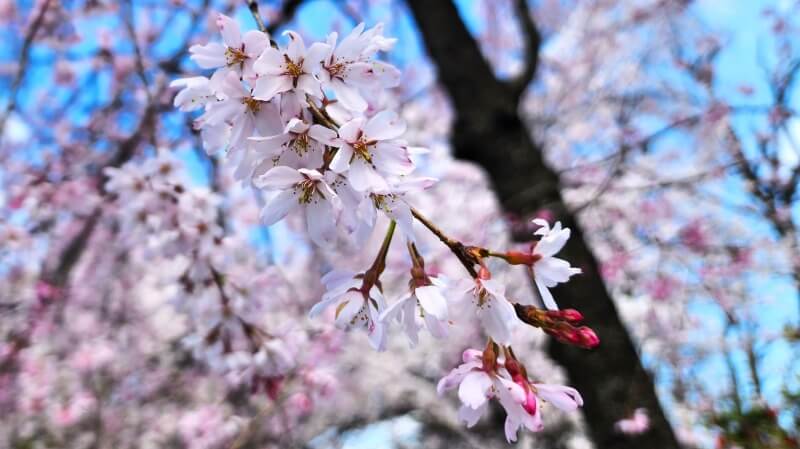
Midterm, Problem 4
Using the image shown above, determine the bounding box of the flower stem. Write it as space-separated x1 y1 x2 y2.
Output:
410 207 479 277
245 0 267 34
306 95 339 130
364 220 396 285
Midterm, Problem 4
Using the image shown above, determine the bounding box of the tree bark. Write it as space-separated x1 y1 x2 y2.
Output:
404 1 681 448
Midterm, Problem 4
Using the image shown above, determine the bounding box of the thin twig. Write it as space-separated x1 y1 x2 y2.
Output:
410 207 479 277
245 0 267 33
0 0 53 136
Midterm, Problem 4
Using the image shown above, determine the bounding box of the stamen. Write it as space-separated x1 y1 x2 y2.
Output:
327 62 346 78
241 96 262 114
352 139 372 163
225 47 248 66
283 54 304 79
297 179 317 204
292 133 310 154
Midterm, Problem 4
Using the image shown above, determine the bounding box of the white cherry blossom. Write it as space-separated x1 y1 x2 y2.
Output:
452 274 520 345
317 23 401 112
189 13 269 82
197 71 281 157
309 270 387 351
170 76 215 112
329 110 413 192
253 166 340 246
248 93 338 170
253 31 330 101
502 381 583 442
436 349 526 430
380 277 449 347
530 219 582 310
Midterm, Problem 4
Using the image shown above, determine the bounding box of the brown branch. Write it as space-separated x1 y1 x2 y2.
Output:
123 0 153 102
159 0 214 74
41 208 102 287
507 0 542 96
44 95 159 289
410 207 479 277
245 0 268 33
265 0 306 35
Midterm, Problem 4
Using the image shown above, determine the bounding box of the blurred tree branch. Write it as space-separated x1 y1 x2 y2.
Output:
0 0 53 137
508 0 542 97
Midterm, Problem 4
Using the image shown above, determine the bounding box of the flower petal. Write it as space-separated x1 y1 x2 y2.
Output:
189 42 227 68
329 145 353 173
306 196 336 247
458 372 492 409
253 166 303 189
363 110 406 140
260 189 299 225
415 285 448 320
348 159 388 192
331 79 367 112
308 124 340 146
216 13 242 48
535 278 559 311
534 384 584 411
253 75 292 102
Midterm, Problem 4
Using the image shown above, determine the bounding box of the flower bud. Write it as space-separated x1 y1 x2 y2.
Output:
546 308 584 325
545 325 599 349
576 326 600 349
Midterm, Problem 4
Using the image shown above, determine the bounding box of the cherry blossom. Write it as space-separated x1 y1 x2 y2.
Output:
616 408 650 435
197 71 282 158
436 349 524 428
309 270 387 351
253 166 341 246
329 110 413 192
170 76 215 112
452 270 520 345
380 277 449 346
248 93 339 170
367 176 436 242
317 23 401 112
439 348 584 442
189 13 269 82
506 219 582 310
253 31 330 101
2 6 606 446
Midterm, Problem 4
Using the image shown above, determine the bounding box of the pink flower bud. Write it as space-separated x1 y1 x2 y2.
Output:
576 326 600 349
523 389 538 415
546 308 584 324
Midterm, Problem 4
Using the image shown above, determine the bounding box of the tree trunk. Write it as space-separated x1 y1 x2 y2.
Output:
404 1 681 448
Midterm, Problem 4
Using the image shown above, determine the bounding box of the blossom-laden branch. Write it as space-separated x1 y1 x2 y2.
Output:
170 9 591 441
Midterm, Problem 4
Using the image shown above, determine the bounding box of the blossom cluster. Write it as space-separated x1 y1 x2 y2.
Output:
438 347 583 442
172 14 589 441
174 15 414 248
104 151 298 393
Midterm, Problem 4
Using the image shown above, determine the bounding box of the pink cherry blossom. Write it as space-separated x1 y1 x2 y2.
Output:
253 31 330 101
329 110 413 192
189 13 269 82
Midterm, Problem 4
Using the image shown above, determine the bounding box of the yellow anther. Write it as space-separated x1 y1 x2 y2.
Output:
353 139 372 163
225 47 247 66
241 96 262 114
283 54 304 79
